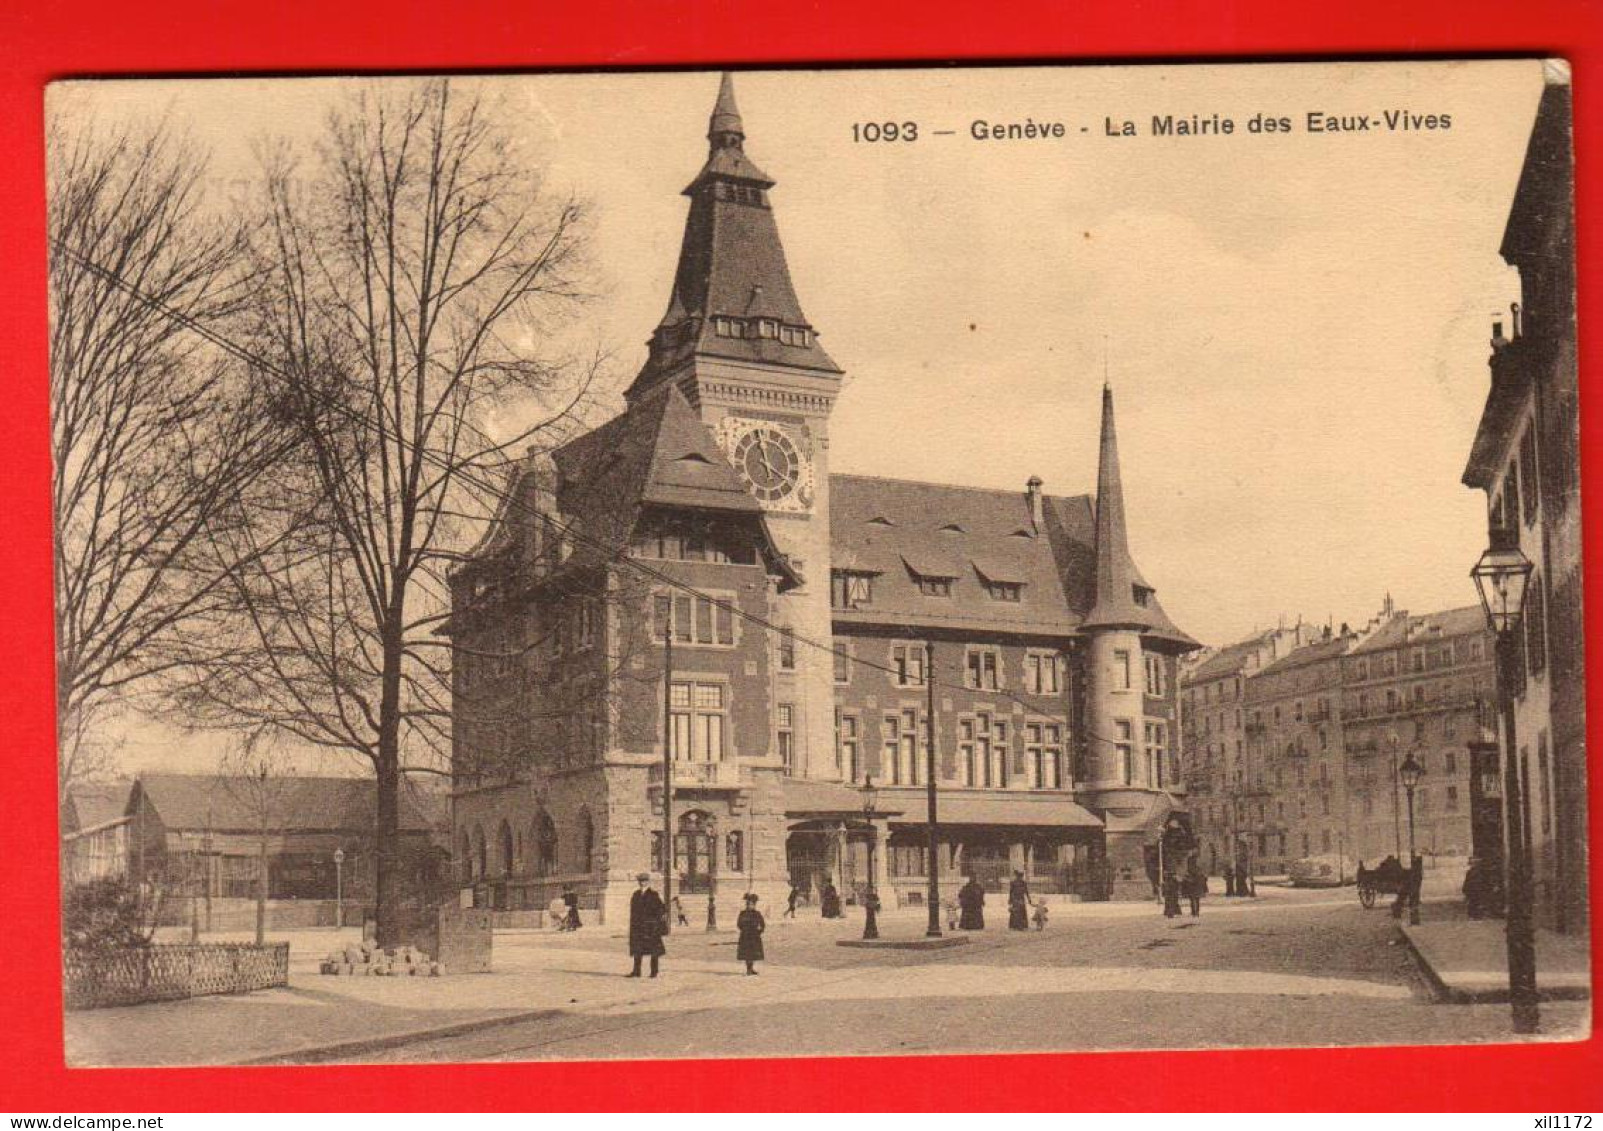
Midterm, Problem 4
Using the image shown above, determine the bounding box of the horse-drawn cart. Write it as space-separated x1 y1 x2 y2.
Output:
1355 858 1409 908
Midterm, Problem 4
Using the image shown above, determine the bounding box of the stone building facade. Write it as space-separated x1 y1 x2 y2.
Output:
1462 69 1587 935
445 74 1199 925
1182 603 1496 880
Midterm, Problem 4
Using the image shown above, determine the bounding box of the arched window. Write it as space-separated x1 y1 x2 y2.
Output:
577 808 595 873
473 824 487 880
535 811 558 877
458 830 473 884
498 819 515 876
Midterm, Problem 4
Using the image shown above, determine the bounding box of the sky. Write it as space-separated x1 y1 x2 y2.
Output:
51 61 1553 775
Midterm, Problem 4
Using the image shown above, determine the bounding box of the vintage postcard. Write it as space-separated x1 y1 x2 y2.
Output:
49 60 1587 1066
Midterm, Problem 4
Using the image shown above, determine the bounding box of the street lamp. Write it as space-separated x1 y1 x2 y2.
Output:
1398 751 1424 926
333 846 346 930
1470 528 1538 1034
859 775 880 940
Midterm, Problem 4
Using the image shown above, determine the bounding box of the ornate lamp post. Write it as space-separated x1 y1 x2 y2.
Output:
1398 751 1424 926
859 775 880 940
1470 529 1538 1033
333 846 346 930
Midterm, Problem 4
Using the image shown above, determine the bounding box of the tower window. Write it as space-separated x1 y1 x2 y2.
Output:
756 318 778 338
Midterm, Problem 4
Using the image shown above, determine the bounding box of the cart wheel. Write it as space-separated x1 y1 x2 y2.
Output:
1359 886 1376 909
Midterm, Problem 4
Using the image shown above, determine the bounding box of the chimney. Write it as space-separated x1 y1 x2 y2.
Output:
1026 475 1044 531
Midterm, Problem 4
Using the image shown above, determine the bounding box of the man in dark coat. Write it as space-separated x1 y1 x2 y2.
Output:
563 886 582 931
627 872 667 978
1183 859 1207 918
1007 870 1031 930
736 893 765 975
958 876 986 930
1162 870 1182 918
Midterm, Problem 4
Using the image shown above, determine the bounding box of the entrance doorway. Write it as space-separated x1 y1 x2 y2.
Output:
676 811 716 894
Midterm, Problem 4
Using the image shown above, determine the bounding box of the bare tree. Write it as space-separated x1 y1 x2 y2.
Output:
216 738 299 946
48 118 281 804
174 79 600 945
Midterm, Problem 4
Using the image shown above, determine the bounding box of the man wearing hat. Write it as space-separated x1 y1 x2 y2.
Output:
627 872 667 978
735 892 765 976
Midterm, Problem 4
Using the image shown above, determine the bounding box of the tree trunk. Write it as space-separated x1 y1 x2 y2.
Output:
374 614 406 948
256 833 268 946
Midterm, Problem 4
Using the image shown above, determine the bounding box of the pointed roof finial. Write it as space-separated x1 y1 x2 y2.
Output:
709 71 744 146
1082 383 1153 631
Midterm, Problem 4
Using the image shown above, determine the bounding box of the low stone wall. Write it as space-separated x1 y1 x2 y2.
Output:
64 943 290 1010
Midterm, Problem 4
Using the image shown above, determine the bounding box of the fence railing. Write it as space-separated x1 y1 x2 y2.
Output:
63 942 289 1010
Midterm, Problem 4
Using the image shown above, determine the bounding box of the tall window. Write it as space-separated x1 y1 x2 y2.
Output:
1525 573 1547 675
832 641 851 684
1026 651 1061 695
883 710 924 786
777 631 796 671
1143 721 1167 788
1115 719 1134 784
1025 722 1063 789
957 712 1006 787
1538 731 1552 836
654 594 734 646
1113 650 1133 691
669 681 726 761
836 710 860 781
1519 427 1539 521
1144 653 1166 696
965 648 1000 690
892 643 926 687
776 704 795 772
534 812 557 877
725 831 744 873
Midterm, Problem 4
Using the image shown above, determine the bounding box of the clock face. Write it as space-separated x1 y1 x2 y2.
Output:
733 426 802 503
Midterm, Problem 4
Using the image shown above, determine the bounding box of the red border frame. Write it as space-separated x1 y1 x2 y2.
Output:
3 0 1600 1112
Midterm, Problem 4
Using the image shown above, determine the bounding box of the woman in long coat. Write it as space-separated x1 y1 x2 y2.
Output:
1007 870 1031 931
736 893 766 975
957 876 986 930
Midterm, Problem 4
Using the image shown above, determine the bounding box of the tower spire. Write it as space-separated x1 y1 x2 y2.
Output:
709 71 744 149
1082 384 1153 630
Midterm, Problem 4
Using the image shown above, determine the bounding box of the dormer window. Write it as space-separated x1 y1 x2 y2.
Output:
778 325 811 347
712 316 745 338
756 318 778 339
983 580 1022 602
1133 585 1154 608
917 576 953 598
831 569 876 609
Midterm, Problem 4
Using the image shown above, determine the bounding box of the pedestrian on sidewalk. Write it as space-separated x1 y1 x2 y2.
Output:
706 893 718 932
672 894 689 927
563 886 582 931
784 883 799 919
820 878 842 919
1031 899 1049 931
1183 858 1207 918
958 875 986 930
945 896 959 931
1222 862 1236 898
627 872 667 979
736 893 765 975
1162 870 1182 919
1007 870 1031 931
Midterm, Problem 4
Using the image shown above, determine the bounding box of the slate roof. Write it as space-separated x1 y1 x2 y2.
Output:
1182 632 1276 686
63 782 133 834
1252 635 1352 679
133 773 433 835
1082 385 1155 631
829 474 1195 648
1348 605 1488 655
627 75 840 398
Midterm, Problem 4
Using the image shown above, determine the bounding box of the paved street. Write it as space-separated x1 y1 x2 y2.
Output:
342 887 1587 1064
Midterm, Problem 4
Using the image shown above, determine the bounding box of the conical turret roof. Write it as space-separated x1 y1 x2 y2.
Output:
1081 384 1156 631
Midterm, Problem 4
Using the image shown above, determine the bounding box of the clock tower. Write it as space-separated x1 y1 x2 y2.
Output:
625 73 844 780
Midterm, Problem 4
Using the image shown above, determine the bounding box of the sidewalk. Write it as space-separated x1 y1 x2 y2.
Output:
1398 907 1592 1004
64 887 1354 1066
